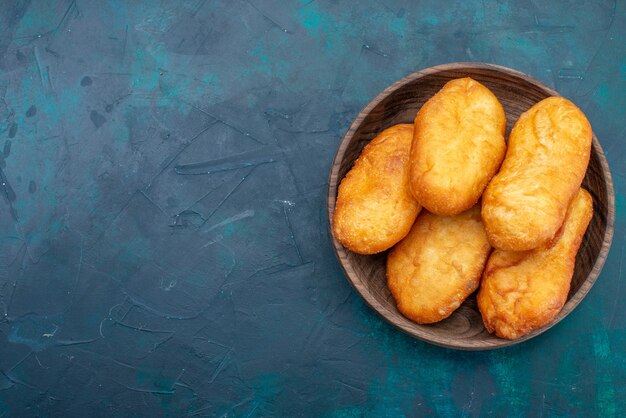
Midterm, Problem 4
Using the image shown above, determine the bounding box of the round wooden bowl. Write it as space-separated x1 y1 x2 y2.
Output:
327 63 615 350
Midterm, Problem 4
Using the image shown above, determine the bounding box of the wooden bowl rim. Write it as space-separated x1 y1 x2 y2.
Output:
326 62 616 350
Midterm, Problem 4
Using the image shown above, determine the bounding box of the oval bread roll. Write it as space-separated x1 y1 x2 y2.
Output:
387 205 491 324
409 77 506 215
477 188 593 340
333 124 421 254
482 96 592 251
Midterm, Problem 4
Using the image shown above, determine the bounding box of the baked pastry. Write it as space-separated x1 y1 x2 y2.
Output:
333 124 421 254
481 96 592 251
409 77 506 215
478 188 593 339
387 205 491 323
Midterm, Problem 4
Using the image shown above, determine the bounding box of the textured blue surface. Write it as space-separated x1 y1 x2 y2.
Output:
0 0 624 416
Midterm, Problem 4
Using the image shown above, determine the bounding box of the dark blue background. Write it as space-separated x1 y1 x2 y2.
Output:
0 1 624 416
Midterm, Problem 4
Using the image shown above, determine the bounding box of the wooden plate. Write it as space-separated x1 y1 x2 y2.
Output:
327 63 615 350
